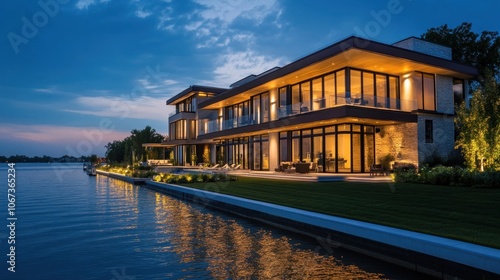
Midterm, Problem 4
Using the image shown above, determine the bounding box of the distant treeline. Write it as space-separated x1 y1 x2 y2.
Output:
1 155 93 163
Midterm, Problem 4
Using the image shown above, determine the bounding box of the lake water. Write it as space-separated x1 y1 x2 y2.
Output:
0 163 426 279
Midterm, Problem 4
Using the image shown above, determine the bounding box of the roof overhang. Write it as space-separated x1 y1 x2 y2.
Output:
166 85 229 105
198 36 478 110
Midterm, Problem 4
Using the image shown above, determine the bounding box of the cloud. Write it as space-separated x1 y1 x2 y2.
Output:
135 9 152 19
185 0 281 48
75 0 110 10
34 87 58 94
193 0 279 27
211 50 288 87
64 95 175 122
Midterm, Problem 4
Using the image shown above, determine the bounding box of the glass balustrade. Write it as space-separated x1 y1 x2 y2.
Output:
198 93 417 135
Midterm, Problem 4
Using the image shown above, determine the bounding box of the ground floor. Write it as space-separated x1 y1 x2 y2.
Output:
171 114 454 173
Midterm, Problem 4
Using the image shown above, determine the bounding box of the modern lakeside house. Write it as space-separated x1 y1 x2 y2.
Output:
162 36 477 173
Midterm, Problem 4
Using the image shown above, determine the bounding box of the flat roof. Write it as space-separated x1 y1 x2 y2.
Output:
166 85 228 105
198 36 478 109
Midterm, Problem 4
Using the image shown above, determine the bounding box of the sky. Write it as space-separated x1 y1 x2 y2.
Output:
1 0 500 157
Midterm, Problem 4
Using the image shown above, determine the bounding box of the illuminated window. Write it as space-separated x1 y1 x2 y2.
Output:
416 72 436 111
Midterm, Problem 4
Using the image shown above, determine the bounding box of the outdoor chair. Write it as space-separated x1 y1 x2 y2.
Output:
370 164 385 176
207 164 219 170
232 164 241 170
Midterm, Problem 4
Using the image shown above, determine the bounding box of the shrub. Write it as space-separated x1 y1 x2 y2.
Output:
379 154 395 171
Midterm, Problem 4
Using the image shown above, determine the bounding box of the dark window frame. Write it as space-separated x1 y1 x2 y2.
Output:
425 119 433 143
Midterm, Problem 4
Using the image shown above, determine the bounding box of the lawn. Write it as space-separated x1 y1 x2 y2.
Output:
182 177 500 249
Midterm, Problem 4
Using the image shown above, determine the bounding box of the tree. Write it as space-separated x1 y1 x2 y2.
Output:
421 22 500 83
89 154 99 164
129 125 164 162
455 72 500 170
105 139 127 163
104 125 164 164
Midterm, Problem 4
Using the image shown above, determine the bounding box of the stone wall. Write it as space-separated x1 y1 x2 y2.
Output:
393 37 452 60
436 75 454 114
375 123 419 166
417 114 455 164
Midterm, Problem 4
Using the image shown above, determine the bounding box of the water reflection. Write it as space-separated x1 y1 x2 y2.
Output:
151 190 387 279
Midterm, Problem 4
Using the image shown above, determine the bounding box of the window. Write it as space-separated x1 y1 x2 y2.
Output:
350 70 361 99
312 78 323 110
170 120 187 140
336 70 346 100
389 76 399 109
300 81 311 112
423 74 435 111
376 74 387 108
261 92 270 123
251 92 270 124
453 78 464 108
324 74 335 107
425 120 433 143
291 84 300 115
279 87 288 117
252 95 260 124
416 72 436 111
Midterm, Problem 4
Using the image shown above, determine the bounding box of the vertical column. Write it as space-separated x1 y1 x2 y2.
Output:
269 132 279 172
269 88 279 121
210 144 216 165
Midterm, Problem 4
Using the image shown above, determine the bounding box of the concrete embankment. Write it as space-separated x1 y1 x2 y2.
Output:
98 172 500 279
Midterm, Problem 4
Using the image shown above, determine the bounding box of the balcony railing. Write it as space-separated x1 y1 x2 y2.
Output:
278 92 417 118
198 93 417 136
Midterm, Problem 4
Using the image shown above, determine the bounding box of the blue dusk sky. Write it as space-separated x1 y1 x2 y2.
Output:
1 0 499 157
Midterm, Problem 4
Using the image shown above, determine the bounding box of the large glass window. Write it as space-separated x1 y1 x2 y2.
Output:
389 76 399 109
261 140 269 170
292 137 300 162
415 72 435 111
313 135 323 172
423 73 436 111
252 135 269 170
291 84 300 115
301 81 311 112
337 134 351 172
252 95 260 124
171 120 187 140
312 78 323 110
253 138 260 170
279 87 288 117
336 70 346 103
362 72 374 107
324 74 335 107
376 74 387 108
352 133 362 172
325 134 335 172
302 135 311 162
350 70 362 99
261 92 270 123
279 132 289 162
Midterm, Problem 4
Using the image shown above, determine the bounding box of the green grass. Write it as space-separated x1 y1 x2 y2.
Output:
181 177 500 249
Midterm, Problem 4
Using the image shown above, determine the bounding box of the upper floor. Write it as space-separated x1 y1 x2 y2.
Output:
167 36 477 140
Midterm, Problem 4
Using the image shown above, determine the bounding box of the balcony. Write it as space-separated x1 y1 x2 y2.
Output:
168 111 196 123
278 92 417 118
198 93 417 136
